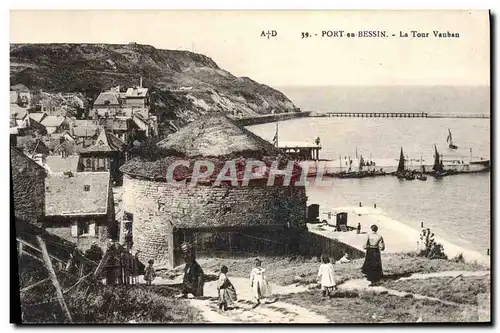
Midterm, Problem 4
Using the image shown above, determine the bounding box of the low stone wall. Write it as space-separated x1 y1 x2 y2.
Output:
236 111 311 126
295 229 366 261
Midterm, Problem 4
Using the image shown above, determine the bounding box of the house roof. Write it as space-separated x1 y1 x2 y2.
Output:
83 129 125 152
132 114 148 131
11 104 28 120
72 126 99 138
29 112 47 123
45 172 110 216
103 118 129 131
156 113 281 158
74 120 98 127
41 116 65 128
94 92 121 106
10 83 30 92
45 155 81 173
126 87 148 98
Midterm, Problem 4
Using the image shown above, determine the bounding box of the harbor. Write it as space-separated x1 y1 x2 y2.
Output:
306 206 490 266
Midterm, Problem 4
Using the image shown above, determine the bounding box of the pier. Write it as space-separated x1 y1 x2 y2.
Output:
317 112 428 118
309 111 489 119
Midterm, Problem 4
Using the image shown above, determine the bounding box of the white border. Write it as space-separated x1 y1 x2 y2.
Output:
2 1 498 332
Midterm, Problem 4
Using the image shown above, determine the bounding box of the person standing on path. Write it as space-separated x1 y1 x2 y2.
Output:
317 255 336 298
144 259 156 285
181 242 205 297
361 224 385 286
250 258 271 306
217 265 237 311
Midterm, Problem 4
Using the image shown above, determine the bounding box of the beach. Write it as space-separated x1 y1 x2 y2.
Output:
307 206 490 267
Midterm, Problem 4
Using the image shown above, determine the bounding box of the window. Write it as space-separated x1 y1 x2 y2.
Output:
77 220 89 236
84 185 90 192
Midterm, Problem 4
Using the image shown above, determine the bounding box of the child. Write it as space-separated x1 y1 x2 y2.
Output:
217 266 237 311
144 259 156 285
250 258 271 306
317 255 336 298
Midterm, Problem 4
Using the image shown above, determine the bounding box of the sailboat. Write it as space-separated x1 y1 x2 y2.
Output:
447 128 458 150
432 145 447 178
396 147 408 180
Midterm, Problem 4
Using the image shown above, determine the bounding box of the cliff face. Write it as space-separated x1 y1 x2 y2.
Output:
10 43 297 124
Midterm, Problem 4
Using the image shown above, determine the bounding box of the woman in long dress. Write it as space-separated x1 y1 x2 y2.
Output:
217 265 237 311
250 258 271 305
361 224 385 286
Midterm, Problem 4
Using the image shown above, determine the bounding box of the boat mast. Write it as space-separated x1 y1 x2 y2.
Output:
397 147 405 173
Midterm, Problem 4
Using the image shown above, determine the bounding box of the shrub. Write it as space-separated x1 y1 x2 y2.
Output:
418 228 447 260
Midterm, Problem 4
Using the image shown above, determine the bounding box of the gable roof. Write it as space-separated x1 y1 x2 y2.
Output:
45 172 110 216
41 115 65 128
72 126 99 138
156 113 280 158
45 155 81 173
28 112 47 123
84 129 126 152
94 92 120 106
10 104 28 120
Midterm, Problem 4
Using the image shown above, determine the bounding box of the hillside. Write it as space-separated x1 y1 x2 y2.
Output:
10 43 297 125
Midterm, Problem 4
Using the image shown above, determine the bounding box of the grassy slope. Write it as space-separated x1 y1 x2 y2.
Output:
21 283 204 324
195 252 489 287
381 275 491 305
280 290 478 323
10 43 296 120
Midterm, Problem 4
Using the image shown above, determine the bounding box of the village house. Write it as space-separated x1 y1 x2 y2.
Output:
11 146 47 225
10 103 28 128
41 115 71 135
120 113 307 268
11 84 40 109
79 128 127 185
91 87 125 118
125 84 149 108
44 172 117 251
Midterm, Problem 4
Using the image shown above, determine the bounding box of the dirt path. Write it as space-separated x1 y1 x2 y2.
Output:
188 277 330 323
149 269 489 323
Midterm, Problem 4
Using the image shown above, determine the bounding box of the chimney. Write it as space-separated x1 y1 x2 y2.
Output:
140 77 143 88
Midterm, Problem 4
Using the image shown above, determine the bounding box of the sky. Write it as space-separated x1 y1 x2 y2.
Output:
10 10 490 87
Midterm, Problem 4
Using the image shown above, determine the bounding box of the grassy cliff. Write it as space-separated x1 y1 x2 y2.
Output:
10 43 297 126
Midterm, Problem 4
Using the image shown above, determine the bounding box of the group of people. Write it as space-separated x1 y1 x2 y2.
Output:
70 224 385 310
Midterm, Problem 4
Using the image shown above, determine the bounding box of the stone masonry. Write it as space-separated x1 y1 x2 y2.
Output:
11 147 46 225
122 174 307 267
